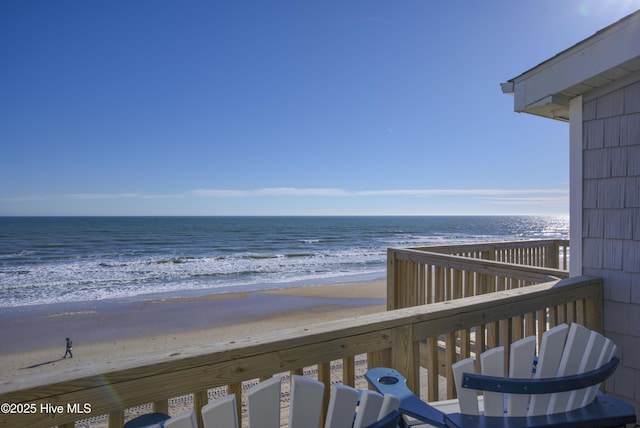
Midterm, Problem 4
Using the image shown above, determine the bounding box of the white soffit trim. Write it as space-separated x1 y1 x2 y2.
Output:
501 10 640 121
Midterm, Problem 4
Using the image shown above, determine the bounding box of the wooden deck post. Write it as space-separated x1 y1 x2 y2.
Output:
387 249 398 310
391 324 419 395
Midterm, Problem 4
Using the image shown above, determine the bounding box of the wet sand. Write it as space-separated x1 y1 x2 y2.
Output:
0 279 386 380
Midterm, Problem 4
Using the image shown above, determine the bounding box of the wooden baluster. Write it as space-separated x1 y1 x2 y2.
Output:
585 291 603 333
406 260 414 307
318 361 331 427
412 260 420 306
548 305 558 328
418 263 426 305
460 328 471 360
548 243 558 268
576 298 586 325
445 331 457 399
525 312 536 338
228 383 243 427
567 300 577 324
453 269 462 300
343 356 355 387
558 303 567 324
397 259 405 308
194 390 208 428
153 399 169 416
487 321 499 349
513 314 524 341
425 336 439 402
537 309 547 348
435 266 444 302
464 270 473 298
108 411 124 428
426 264 434 303
368 349 391 373
500 319 513 375
475 324 486 373
447 267 454 301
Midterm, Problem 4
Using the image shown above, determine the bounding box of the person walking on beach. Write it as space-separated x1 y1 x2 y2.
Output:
63 337 73 358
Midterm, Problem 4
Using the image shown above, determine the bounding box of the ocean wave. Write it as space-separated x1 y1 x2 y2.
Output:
0 216 568 307
0 248 387 307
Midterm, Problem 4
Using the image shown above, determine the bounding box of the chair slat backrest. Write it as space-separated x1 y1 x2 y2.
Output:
201 394 239 428
452 357 479 415
194 375 397 428
527 323 569 416
353 390 385 428
324 383 359 428
376 394 401 423
548 323 591 414
480 346 505 417
566 330 607 411
582 341 616 407
247 376 281 428
506 335 536 416
288 375 325 428
164 410 198 428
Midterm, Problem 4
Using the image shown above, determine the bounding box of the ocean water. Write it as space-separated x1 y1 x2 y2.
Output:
0 216 568 308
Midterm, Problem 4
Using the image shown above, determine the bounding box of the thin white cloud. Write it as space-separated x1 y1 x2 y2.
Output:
257 187 350 196
353 189 568 197
3 187 568 202
190 189 250 197
487 196 570 205
2 192 183 202
68 193 146 199
191 187 569 197
190 187 349 197
68 193 184 200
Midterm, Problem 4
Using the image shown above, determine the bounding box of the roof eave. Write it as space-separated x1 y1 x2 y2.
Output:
501 10 640 121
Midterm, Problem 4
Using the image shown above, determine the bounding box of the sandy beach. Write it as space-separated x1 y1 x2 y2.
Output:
0 279 386 381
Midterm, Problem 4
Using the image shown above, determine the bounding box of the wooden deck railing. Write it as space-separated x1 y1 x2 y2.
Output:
0 275 601 428
409 239 569 269
387 239 570 310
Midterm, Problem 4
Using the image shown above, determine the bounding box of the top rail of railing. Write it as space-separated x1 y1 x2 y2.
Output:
409 239 570 268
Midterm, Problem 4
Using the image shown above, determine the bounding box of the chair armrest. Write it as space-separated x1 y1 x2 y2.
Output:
462 356 619 394
364 409 401 428
365 367 446 428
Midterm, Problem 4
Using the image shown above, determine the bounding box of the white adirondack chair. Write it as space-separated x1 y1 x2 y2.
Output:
366 323 635 428
447 323 616 419
127 372 399 428
421 323 620 426
153 374 400 428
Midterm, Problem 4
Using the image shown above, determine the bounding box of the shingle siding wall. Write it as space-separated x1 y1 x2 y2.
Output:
582 78 640 407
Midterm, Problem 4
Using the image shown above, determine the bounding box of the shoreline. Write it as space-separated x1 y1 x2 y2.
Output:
0 279 386 380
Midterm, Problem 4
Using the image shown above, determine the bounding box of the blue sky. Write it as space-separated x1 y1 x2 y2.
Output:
2 1 639 216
